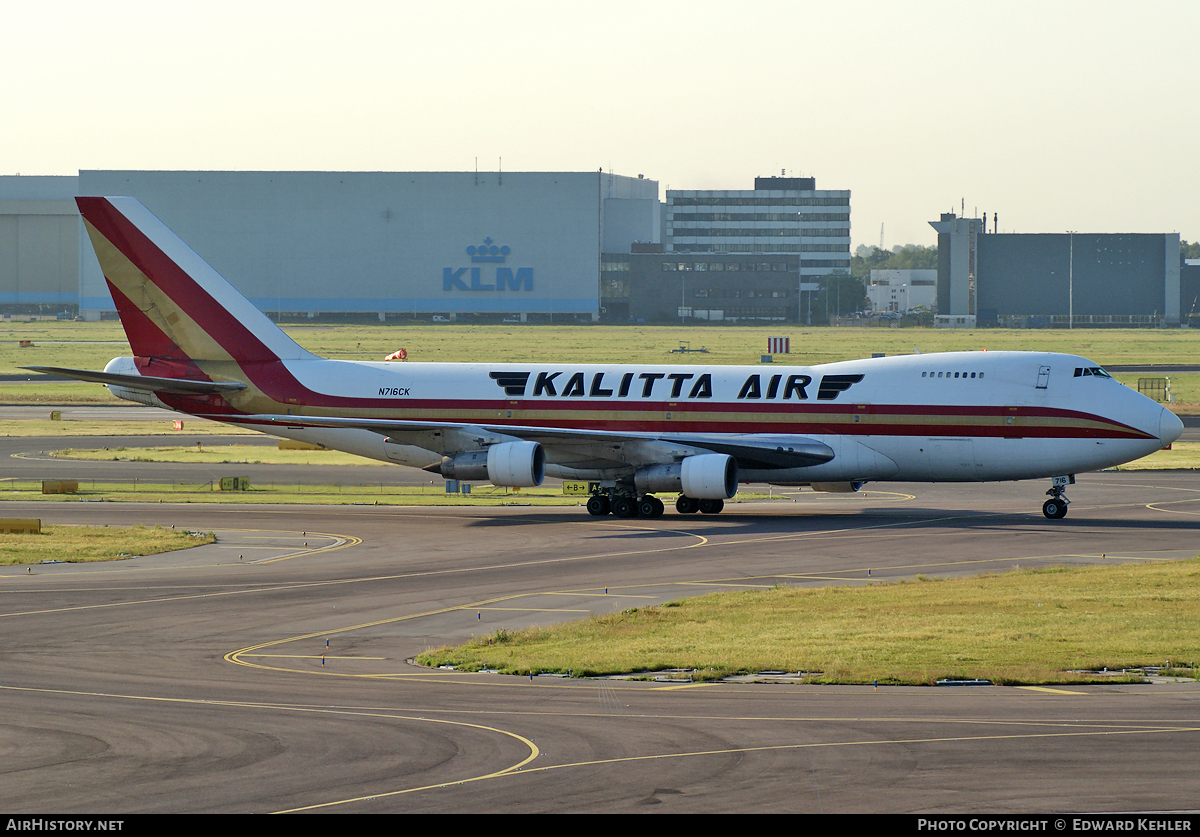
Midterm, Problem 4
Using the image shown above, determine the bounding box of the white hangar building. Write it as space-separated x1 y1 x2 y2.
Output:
1 170 661 321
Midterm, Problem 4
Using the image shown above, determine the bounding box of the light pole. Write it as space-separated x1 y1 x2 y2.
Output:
681 267 686 324
796 212 803 324
1068 231 1074 330
796 259 803 324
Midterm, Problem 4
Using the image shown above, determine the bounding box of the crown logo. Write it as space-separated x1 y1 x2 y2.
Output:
467 237 510 263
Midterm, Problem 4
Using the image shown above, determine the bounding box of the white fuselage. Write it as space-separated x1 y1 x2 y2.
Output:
118 350 1178 487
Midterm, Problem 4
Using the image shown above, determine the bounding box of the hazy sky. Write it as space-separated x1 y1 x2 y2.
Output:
4 1 1196 248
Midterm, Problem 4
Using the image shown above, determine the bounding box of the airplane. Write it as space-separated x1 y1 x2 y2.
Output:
27 196 1184 521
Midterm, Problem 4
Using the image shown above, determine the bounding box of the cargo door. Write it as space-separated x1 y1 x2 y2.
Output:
927 438 983 480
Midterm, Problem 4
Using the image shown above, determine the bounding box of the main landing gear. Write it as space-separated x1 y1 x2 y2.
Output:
675 496 724 515
586 491 725 518
1042 475 1074 520
586 489 665 519
587 492 727 517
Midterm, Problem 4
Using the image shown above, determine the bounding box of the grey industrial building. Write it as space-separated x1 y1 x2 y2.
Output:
932 213 1185 327
5 172 1189 327
1 171 851 325
1 170 661 321
0 176 82 310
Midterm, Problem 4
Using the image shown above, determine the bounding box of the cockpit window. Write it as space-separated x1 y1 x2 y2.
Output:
1074 366 1112 378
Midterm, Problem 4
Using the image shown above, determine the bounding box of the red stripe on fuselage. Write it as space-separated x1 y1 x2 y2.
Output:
226 415 1149 440
208 395 1151 441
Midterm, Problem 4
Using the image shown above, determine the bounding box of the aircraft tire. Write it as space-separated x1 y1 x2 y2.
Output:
587 495 610 516
637 495 665 518
676 496 700 515
699 499 725 515
1042 498 1067 519
612 496 638 519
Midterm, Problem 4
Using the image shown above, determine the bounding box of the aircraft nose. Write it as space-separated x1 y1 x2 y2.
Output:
1159 407 1184 447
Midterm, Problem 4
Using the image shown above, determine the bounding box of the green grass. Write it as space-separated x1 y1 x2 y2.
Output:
0 524 215 565
0 479 585 506
1114 441 1200 470
0 418 260 437
1111 373 1199 414
49 444 387 467
417 558 1200 685
3 320 1198 369
0 383 125 404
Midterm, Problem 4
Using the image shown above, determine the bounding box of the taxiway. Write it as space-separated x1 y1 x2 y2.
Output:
1 461 1198 812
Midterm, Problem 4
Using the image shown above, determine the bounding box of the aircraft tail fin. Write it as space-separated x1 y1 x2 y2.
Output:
75 197 315 366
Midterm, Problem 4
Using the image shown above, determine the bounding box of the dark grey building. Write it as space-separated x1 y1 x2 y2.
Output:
932 213 1182 326
601 252 806 323
1182 261 1199 322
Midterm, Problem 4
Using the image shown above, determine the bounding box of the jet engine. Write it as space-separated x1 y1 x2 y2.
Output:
440 441 545 487
101 357 166 407
635 453 738 499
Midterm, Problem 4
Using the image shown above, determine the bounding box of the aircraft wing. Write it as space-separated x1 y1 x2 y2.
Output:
22 366 248 396
240 413 835 470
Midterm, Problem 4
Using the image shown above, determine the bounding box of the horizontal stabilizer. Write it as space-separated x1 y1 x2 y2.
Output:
22 366 247 396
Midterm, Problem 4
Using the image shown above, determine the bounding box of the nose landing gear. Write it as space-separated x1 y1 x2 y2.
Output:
1042 475 1074 519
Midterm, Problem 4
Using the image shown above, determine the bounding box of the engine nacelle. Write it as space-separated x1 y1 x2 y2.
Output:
635 453 737 500
810 481 865 493
683 453 738 499
102 357 166 408
487 441 545 487
439 450 490 481
441 441 545 487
